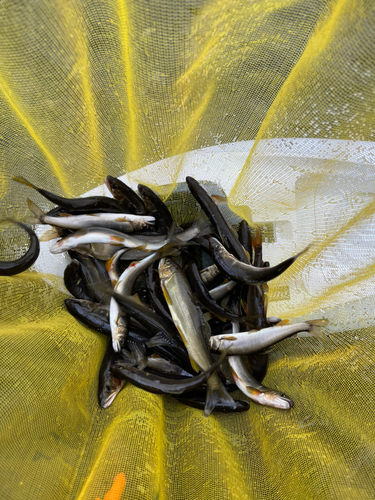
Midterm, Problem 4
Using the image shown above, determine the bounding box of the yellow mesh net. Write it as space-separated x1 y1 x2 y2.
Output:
1 0 375 498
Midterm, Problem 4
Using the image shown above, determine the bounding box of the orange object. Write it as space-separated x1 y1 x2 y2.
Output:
95 473 126 500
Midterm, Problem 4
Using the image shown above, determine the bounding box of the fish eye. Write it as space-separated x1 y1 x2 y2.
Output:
280 393 286 398
105 385 111 392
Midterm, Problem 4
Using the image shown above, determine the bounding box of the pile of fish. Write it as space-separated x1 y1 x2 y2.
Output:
0 175 327 416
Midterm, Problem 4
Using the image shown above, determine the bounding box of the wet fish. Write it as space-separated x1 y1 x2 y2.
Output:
186 176 249 263
50 227 170 254
228 321 293 409
27 199 154 232
108 251 163 352
65 298 111 335
13 176 125 212
105 175 147 215
146 355 193 378
183 253 243 321
210 320 328 354
138 184 173 235
209 237 309 285
159 257 236 416
112 350 227 395
98 341 126 408
63 259 96 301
0 219 40 276
147 261 175 329
73 253 111 304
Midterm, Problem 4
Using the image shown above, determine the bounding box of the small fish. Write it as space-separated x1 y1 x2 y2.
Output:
63 259 96 301
112 350 227 395
146 261 175 329
109 252 163 352
228 321 293 409
138 184 173 235
159 257 236 416
27 199 155 232
105 175 147 215
65 298 111 336
146 355 193 378
13 175 125 212
49 227 169 254
209 320 328 354
208 280 237 302
186 176 249 263
183 253 243 321
209 237 309 285
98 341 126 408
0 219 40 276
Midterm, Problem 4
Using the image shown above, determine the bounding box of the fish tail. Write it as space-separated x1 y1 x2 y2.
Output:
296 319 328 339
254 225 262 247
12 176 39 191
193 210 213 237
39 227 61 241
146 331 172 348
307 318 329 327
204 373 236 417
27 198 45 221
112 337 122 353
307 319 328 339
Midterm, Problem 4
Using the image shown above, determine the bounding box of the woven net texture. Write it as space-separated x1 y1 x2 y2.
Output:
0 0 375 499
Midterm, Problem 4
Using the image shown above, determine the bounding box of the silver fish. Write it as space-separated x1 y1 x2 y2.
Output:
228 322 293 409
158 257 236 416
210 320 328 354
109 251 162 352
50 227 170 254
28 199 155 231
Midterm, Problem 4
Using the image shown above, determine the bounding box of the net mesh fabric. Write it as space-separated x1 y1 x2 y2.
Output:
0 0 375 499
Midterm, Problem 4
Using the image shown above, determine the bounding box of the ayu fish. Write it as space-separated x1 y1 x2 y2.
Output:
158 257 236 416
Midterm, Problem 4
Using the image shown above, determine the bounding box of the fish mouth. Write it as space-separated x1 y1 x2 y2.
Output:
104 177 113 191
101 391 118 409
275 397 294 410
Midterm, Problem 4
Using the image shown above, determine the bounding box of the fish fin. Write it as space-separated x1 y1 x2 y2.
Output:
241 299 248 315
308 325 325 339
188 357 201 373
128 342 147 370
39 227 61 241
12 176 38 190
112 338 121 352
146 331 172 348
25 216 40 224
296 319 328 339
175 210 213 242
204 377 236 417
307 318 329 327
27 199 45 221
193 210 213 237
203 311 213 322
211 194 227 204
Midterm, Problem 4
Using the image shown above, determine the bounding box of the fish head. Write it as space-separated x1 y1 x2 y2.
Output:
257 389 294 410
99 374 124 408
105 176 126 202
158 256 179 280
208 237 222 252
137 184 154 208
